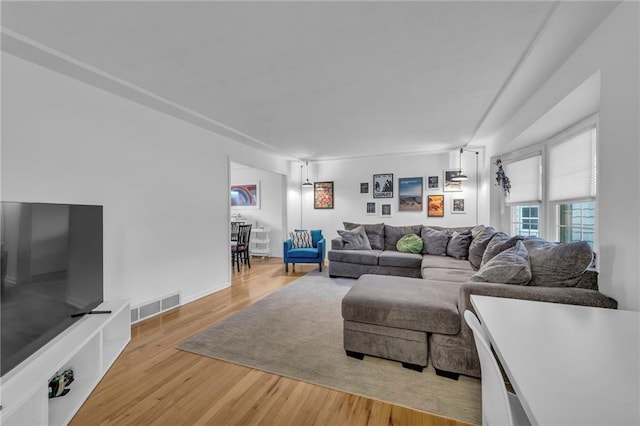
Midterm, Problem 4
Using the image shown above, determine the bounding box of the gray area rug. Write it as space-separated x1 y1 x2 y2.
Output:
177 271 481 424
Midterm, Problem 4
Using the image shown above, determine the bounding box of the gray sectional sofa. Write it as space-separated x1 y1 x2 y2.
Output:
329 222 618 378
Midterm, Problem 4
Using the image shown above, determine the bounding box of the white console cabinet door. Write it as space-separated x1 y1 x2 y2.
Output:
1 300 130 426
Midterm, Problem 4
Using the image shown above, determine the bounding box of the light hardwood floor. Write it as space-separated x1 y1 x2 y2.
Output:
71 258 472 425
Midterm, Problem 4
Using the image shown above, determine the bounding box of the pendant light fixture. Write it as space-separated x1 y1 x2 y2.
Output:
451 148 469 182
302 161 313 187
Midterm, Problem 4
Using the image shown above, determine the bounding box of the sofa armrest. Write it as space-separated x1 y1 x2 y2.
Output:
331 237 345 250
283 239 292 254
459 282 618 317
456 282 618 340
317 238 326 261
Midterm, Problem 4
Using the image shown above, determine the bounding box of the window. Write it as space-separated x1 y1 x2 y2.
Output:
557 201 596 248
511 205 540 237
505 155 542 205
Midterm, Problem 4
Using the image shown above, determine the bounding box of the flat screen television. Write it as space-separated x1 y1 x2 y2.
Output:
1 202 104 377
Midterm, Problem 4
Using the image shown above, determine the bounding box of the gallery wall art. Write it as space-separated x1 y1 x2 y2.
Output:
314 181 334 209
443 170 463 192
373 174 394 198
427 195 445 217
398 177 423 212
230 183 260 208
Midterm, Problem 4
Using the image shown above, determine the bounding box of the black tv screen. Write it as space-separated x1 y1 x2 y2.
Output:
1 202 104 376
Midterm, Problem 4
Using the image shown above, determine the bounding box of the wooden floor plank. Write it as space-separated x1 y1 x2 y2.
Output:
70 258 474 425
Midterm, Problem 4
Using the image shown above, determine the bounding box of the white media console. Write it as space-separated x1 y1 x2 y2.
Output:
0 300 130 426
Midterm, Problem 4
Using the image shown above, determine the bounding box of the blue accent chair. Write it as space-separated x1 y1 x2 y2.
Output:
283 229 325 272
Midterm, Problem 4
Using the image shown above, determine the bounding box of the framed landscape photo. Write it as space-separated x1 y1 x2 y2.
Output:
230 183 260 209
452 198 465 214
314 181 334 209
444 170 463 192
381 204 392 217
398 177 423 212
373 174 394 198
360 182 369 194
366 202 376 215
427 195 445 217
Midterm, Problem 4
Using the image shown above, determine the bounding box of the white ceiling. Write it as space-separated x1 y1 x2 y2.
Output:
1 1 617 161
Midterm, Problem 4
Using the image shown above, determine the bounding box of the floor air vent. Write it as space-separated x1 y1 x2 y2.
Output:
131 292 181 324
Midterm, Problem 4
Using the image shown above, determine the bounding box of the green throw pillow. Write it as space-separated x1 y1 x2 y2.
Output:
396 233 423 254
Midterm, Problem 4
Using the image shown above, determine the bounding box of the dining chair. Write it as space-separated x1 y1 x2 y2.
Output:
231 224 252 272
230 221 244 244
464 310 530 426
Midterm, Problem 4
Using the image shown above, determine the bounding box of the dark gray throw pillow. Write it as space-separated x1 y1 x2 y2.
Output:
343 222 384 250
384 224 423 251
523 238 594 287
468 226 496 270
481 233 524 267
446 230 472 260
421 227 453 255
337 225 372 250
471 241 532 285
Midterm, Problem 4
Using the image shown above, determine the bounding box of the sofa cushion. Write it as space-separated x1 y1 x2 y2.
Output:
384 224 423 251
337 226 371 250
470 241 532 285
523 238 594 287
446 230 472 260
421 255 474 271
481 233 524 267
468 226 496 270
396 233 423 254
290 230 312 248
342 274 461 334
378 251 423 268
344 222 385 250
422 268 475 283
421 227 453 255
287 247 321 259
328 249 381 265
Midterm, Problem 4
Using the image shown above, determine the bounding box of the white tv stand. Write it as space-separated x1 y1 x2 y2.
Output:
0 300 130 426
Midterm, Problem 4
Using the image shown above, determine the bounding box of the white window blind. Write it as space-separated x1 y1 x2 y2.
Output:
548 127 597 202
505 155 542 205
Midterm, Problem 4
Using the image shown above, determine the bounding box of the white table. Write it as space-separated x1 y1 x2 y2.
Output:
471 295 640 425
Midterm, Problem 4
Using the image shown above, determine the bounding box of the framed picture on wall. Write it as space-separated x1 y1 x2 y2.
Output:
373 174 394 198
398 177 423 212
451 198 466 213
366 202 376 215
427 175 440 190
443 170 463 192
314 181 334 209
452 198 466 214
230 183 260 209
360 182 369 194
427 195 445 217
381 204 392 217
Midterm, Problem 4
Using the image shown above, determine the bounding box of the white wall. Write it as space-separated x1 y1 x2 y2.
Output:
230 164 285 257
486 3 640 310
1 52 289 308
292 150 490 242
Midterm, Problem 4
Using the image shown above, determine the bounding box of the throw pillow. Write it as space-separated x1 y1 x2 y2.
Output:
396 233 424 254
481 233 524 267
290 230 312 248
343 222 384 250
446 230 473 260
523 238 594 287
421 227 453 255
384 224 423 251
468 226 496 270
470 241 532 285
337 226 372 250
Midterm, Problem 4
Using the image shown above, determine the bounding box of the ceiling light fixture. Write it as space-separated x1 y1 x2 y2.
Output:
302 161 313 187
451 148 469 182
